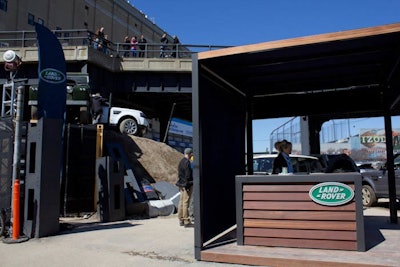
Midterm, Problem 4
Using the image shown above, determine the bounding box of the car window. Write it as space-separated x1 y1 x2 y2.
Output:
291 158 300 172
253 158 274 173
394 154 400 167
292 157 322 173
293 157 308 173
357 163 374 170
253 155 321 174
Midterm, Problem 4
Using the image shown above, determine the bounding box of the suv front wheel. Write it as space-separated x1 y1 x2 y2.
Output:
119 118 139 136
362 184 377 207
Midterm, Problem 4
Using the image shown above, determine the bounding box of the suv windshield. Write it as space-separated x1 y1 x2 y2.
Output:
253 154 323 174
394 154 400 166
253 157 275 174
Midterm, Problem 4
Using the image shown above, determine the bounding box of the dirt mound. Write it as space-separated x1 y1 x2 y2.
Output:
103 130 183 185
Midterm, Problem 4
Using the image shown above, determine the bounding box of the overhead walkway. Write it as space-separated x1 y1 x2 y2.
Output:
0 45 193 73
0 47 193 120
0 29 229 132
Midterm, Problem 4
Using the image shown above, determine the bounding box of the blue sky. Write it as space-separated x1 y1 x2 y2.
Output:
131 0 400 152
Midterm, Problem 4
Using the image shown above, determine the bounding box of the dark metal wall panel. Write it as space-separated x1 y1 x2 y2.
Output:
96 157 125 222
24 118 63 238
62 124 97 215
193 58 247 258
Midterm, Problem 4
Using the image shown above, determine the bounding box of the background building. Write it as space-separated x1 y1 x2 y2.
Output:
0 0 195 151
0 0 173 46
271 116 399 161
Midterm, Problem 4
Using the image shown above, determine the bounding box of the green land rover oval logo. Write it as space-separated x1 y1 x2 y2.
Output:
40 68 66 84
309 182 354 206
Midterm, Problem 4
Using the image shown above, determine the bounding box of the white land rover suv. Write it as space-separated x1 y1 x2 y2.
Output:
97 104 150 136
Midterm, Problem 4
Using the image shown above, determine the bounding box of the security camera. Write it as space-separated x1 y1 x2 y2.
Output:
3 50 22 72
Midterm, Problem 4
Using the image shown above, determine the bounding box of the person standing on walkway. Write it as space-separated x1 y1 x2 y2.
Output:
176 148 194 227
123 36 130 57
130 35 138 57
138 34 147 58
160 32 168 58
171 35 180 58
94 27 105 51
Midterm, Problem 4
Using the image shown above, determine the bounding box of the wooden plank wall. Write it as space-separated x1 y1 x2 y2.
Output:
242 183 357 250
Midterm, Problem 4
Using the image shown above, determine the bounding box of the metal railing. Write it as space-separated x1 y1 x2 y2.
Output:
0 29 231 58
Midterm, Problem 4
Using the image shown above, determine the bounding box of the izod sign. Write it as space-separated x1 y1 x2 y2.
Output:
309 182 354 206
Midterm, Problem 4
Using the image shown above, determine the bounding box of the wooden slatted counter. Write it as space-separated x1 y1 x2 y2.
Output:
235 173 365 251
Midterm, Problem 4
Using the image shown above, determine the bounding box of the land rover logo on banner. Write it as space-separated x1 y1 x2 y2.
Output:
309 182 354 206
40 68 66 84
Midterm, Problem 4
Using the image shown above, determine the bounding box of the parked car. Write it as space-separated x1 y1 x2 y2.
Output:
359 153 400 207
356 162 376 171
253 153 400 207
316 153 359 173
318 153 400 207
252 154 323 175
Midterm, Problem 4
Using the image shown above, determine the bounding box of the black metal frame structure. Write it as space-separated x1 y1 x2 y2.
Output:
192 22 400 259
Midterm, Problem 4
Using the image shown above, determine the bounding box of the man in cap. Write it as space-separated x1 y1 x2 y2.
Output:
176 148 194 227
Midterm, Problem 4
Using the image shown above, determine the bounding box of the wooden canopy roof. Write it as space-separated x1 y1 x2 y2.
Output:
197 23 400 120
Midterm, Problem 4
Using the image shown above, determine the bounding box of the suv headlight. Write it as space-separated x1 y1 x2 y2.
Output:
66 85 73 94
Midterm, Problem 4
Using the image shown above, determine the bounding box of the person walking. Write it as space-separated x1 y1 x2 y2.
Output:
176 148 194 227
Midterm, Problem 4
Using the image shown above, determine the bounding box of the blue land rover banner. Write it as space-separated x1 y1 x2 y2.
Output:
35 23 66 120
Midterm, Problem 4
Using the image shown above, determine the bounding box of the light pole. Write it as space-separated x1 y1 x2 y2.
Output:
3 50 23 192
12 85 24 191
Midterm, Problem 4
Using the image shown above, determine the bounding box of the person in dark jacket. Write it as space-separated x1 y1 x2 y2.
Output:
272 140 294 174
176 148 194 227
159 32 168 58
325 152 359 173
170 35 180 58
90 93 105 124
123 36 130 57
138 34 147 58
